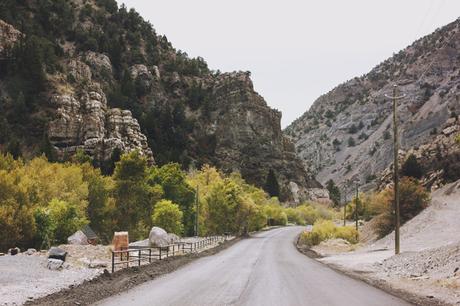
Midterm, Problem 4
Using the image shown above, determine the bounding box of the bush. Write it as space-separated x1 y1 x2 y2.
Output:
152 200 184 235
373 177 430 238
348 137 356 147
299 220 358 246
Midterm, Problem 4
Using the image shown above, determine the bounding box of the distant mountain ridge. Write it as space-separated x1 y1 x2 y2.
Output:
285 18 460 195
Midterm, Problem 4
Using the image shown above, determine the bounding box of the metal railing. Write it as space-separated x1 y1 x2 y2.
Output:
111 236 226 273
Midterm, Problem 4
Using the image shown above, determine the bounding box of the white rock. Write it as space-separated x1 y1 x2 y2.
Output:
47 259 64 270
149 227 169 247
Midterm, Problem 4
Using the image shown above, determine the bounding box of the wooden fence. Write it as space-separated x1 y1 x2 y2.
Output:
111 236 226 273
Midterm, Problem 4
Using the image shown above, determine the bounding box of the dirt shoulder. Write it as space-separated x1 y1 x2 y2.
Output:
27 238 241 306
295 237 451 306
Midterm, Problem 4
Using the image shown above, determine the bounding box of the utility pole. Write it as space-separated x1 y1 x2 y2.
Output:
354 184 359 232
195 185 199 237
385 84 405 255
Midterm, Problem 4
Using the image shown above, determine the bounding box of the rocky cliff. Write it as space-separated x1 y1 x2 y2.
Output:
285 19 460 196
0 0 319 201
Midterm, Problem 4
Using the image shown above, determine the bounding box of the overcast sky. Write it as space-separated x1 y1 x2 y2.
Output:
118 0 460 127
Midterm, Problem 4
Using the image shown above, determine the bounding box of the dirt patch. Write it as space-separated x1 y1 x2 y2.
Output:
294 236 450 306
26 238 240 306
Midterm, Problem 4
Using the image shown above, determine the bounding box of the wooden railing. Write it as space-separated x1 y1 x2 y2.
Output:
111 236 226 273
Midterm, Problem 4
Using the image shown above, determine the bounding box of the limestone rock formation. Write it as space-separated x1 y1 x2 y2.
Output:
48 82 153 162
286 18 460 196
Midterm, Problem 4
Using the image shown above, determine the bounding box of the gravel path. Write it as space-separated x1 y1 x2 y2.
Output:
0 254 101 306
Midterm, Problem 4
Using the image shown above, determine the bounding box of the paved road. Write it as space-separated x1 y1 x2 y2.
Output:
96 227 411 306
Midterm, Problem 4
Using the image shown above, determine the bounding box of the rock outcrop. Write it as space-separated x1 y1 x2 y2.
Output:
0 19 21 54
48 82 153 162
286 18 460 196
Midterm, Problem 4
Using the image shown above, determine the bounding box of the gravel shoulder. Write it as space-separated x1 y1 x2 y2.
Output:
296 180 460 306
24 238 240 306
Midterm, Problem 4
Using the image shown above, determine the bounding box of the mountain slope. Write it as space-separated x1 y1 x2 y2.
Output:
0 0 320 201
286 18 460 195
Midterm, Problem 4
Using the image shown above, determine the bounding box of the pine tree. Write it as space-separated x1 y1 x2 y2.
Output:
326 179 341 207
401 154 424 179
264 169 280 198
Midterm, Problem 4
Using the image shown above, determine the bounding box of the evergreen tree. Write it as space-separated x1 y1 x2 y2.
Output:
326 179 341 207
401 154 424 179
264 169 280 198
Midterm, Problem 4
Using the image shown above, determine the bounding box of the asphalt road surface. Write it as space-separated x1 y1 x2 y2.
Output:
96 226 411 306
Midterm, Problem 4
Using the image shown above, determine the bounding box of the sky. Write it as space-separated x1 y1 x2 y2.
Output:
118 0 460 128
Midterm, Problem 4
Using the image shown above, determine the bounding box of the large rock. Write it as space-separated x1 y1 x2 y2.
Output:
67 230 89 245
48 247 67 261
149 227 169 247
47 258 64 270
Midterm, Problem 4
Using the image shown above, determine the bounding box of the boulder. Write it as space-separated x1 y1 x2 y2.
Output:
68 230 89 245
47 258 64 270
167 233 180 244
149 227 169 247
25 248 37 255
8 247 20 255
48 247 67 261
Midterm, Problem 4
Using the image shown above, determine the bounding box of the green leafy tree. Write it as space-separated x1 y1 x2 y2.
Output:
151 200 184 235
113 151 162 239
148 163 195 235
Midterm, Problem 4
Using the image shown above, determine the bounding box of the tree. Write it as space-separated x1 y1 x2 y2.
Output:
401 154 424 179
326 179 341 207
264 169 280 198
113 151 162 239
347 137 356 147
148 163 195 236
151 200 184 235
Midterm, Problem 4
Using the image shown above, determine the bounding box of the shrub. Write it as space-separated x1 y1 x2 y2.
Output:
373 177 430 238
348 124 358 134
383 130 391 140
299 220 358 246
348 137 356 147
152 200 184 235
296 205 321 225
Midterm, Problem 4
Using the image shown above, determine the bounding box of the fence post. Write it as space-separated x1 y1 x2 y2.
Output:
149 248 152 263
112 251 115 273
138 250 141 266
127 251 130 269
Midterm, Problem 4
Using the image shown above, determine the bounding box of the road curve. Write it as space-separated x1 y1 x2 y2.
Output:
96 226 411 306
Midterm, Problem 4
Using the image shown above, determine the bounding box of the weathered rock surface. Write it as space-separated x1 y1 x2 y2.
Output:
149 227 169 247
286 18 460 196
0 19 21 54
48 81 154 162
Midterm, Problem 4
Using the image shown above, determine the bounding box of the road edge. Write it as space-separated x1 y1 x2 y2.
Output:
294 234 451 306
26 237 242 306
